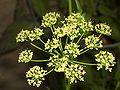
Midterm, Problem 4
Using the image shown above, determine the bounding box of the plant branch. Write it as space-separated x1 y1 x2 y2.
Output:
69 0 72 15
31 59 50 62
30 42 54 55
76 32 84 44
72 60 97 66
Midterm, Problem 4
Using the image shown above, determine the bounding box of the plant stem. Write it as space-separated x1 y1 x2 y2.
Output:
66 78 70 90
53 49 61 56
39 38 45 44
59 38 63 53
115 81 120 90
46 68 54 75
66 36 68 45
72 60 97 66
69 0 72 15
30 42 54 55
79 48 89 55
75 0 82 13
76 32 84 44
31 59 50 62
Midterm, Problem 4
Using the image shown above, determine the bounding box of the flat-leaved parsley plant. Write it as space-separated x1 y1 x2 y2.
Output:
16 12 116 87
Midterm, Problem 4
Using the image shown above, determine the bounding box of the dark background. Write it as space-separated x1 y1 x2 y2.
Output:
0 0 120 90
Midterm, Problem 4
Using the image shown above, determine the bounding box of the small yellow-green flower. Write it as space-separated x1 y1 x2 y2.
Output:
18 49 33 63
26 66 47 87
41 12 60 27
48 55 69 72
65 63 86 84
95 23 112 36
95 51 116 72
64 42 80 58
16 30 29 42
85 35 103 50
45 38 59 52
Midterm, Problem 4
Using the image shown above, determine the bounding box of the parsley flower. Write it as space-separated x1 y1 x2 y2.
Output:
41 12 60 27
28 28 44 41
48 55 69 72
16 30 29 42
64 43 80 58
45 38 59 52
26 66 47 87
18 49 33 63
95 23 112 36
65 13 85 28
65 63 86 84
95 51 116 72
85 35 103 50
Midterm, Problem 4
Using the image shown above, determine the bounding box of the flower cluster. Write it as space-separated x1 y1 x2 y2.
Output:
95 51 116 72
64 43 80 58
65 13 93 32
48 55 69 72
16 30 29 42
28 28 44 41
65 63 86 84
18 49 33 63
85 35 103 50
16 12 115 87
16 28 44 42
65 13 85 28
95 23 112 36
45 38 59 52
41 12 60 27
26 66 47 87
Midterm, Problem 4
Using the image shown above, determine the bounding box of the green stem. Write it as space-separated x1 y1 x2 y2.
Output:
66 78 71 90
51 26 56 38
76 32 84 44
66 36 68 45
31 59 50 62
98 34 102 38
30 42 54 55
79 48 89 55
53 49 61 56
46 68 54 75
69 0 72 15
59 38 63 53
115 81 120 90
75 0 82 13
39 38 45 44
72 61 97 66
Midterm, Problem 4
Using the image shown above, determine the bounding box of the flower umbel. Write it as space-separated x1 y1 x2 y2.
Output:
95 51 116 72
64 42 80 58
45 38 59 52
48 55 69 72
65 63 86 84
26 66 47 87
16 30 29 42
95 23 112 36
18 49 33 63
28 28 44 41
41 12 60 27
85 35 103 50
16 12 115 87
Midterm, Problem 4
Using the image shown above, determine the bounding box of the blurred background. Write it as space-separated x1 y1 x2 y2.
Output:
0 0 120 90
